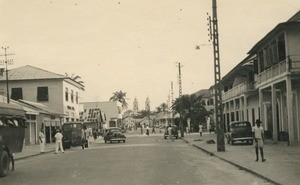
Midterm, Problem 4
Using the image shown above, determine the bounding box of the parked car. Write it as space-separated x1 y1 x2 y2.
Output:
62 122 88 149
225 121 253 145
104 127 126 143
164 125 179 139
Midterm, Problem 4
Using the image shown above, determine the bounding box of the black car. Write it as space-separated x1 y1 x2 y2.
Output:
104 127 126 143
225 121 253 145
164 125 179 139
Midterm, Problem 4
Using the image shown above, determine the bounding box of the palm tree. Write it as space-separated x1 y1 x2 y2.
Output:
171 94 208 131
109 90 128 109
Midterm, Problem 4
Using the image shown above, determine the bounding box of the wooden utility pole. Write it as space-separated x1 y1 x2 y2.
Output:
0 47 14 104
210 0 225 151
177 62 184 138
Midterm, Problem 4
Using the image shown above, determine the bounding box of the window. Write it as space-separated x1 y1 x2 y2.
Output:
37 87 48 101
65 88 69 101
71 90 74 103
76 92 78 104
278 34 286 61
11 88 23 100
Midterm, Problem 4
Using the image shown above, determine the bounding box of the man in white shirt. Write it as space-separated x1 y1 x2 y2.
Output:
39 128 45 153
252 119 266 162
54 129 64 154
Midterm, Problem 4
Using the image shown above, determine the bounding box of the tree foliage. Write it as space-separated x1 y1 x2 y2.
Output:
109 90 128 109
155 102 168 113
171 94 208 131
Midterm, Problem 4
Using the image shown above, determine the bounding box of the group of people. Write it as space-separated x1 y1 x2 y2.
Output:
38 128 64 154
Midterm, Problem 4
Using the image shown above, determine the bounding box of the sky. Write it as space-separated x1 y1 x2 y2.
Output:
0 0 299 110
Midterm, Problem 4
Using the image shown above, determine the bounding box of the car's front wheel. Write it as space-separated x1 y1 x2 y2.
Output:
0 150 9 177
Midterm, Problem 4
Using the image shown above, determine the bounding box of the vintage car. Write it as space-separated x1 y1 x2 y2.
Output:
164 125 179 139
62 122 88 149
104 127 126 143
225 121 253 145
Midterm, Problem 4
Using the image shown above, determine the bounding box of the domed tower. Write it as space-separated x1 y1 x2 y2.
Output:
145 96 150 111
133 97 139 113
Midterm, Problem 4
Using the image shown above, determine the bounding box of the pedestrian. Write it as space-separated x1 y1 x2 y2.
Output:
54 129 64 154
140 126 143 135
151 126 156 134
168 125 173 142
252 119 266 162
39 128 45 153
10 153 14 171
199 124 203 137
146 126 149 135
186 126 190 135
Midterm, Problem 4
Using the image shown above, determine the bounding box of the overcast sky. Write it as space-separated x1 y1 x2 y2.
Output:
0 0 299 110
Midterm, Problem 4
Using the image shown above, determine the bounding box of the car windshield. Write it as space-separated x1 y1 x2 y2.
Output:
231 122 251 128
108 128 121 132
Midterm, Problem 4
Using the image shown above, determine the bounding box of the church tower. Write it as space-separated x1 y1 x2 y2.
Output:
133 97 139 113
145 96 150 111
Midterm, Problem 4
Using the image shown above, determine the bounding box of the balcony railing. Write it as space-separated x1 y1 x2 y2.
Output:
257 56 300 86
222 82 254 101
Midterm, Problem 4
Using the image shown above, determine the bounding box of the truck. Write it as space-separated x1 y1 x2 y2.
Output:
0 102 26 177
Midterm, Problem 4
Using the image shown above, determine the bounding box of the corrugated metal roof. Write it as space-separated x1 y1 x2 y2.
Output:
0 65 67 81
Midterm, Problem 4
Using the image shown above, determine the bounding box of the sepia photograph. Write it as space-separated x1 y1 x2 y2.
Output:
0 0 299 184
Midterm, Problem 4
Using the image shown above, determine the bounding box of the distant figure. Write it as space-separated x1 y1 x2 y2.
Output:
39 128 45 153
252 119 266 162
54 129 64 154
168 125 173 142
199 124 203 137
186 126 190 135
146 126 149 135
141 126 143 135
151 126 156 134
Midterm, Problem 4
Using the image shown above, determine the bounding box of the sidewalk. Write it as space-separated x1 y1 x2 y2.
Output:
182 133 300 185
14 143 56 161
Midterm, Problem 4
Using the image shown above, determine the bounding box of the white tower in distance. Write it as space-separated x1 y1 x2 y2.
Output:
133 97 139 113
145 96 150 111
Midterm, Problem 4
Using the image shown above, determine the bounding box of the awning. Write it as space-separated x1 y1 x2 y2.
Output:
0 102 26 116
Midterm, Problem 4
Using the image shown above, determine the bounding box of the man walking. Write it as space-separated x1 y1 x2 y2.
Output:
39 128 45 153
54 129 64 154
199 124 203 137
252 119 266 162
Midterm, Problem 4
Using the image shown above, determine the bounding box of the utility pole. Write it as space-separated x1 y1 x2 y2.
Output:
170 81 174 124
209 0 225 151
176 62 184 137
0 47 14 104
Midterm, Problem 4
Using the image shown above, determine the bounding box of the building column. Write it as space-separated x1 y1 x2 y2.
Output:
286 77 294 145
259 89 263 122
271 85 278 141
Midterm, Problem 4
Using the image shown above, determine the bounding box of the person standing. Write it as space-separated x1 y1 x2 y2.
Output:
168 125 173 142
199 124 203 137
39 128 45 153
252 119 266 162
146 126 149 135
54 129 64 154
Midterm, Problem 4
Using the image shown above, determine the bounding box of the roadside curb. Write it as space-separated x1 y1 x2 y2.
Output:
181 138 281 185
15 149 55 161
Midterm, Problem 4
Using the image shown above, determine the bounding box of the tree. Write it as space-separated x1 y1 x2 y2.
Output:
109 90 128 109
171 94 208 131
155 102 168 113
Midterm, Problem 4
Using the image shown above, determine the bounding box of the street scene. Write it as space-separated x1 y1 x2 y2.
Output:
0 132 280 185
1 0 300 185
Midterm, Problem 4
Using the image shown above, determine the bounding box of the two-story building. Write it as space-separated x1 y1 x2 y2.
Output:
221 11 300 144
0 65 85 123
